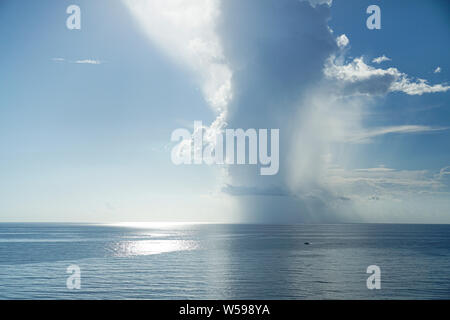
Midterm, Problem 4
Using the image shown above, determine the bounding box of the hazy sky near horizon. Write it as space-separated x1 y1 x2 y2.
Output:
0 0 449 223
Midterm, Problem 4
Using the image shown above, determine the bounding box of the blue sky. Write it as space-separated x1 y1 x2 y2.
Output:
0 0 449 223
330 0 450 170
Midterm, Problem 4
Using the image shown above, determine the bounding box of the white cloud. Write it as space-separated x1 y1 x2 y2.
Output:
327 167 441 191
325 165 450 207
355 166 395 173
344 125 448 143
336 34 349 48
391 77 450 95
372 55 391 64
437 166 450 180
324 56 450 96
304 0 333 7
75 59 102 65
434 66 442 73
51 58 102 65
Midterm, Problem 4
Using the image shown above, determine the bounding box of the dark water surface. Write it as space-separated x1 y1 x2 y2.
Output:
0 223 449 299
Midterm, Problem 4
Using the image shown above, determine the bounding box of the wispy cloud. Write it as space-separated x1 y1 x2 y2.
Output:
325 165 450 201
345 125 448 143
355 166 395 173
306 0 333 7
438 166 450 179
74 59 102 65
222 184 289 197
324 164 450 223
51 57 102 65
372 55 391 64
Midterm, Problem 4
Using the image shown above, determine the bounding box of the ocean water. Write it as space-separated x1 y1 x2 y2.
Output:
0 223 449 299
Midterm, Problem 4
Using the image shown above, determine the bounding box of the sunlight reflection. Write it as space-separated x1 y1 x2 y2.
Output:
112 240 198 257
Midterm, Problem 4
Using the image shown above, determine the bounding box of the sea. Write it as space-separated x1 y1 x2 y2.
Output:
0 223 449 299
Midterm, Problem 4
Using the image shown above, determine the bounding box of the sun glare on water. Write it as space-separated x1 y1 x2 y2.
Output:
112 240 198 257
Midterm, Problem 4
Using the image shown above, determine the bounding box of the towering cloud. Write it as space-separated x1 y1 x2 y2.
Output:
124 0 450 223
219 0 449 223
217 0 345 222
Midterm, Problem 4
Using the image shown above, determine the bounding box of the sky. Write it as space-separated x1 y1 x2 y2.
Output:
0 0 449 223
